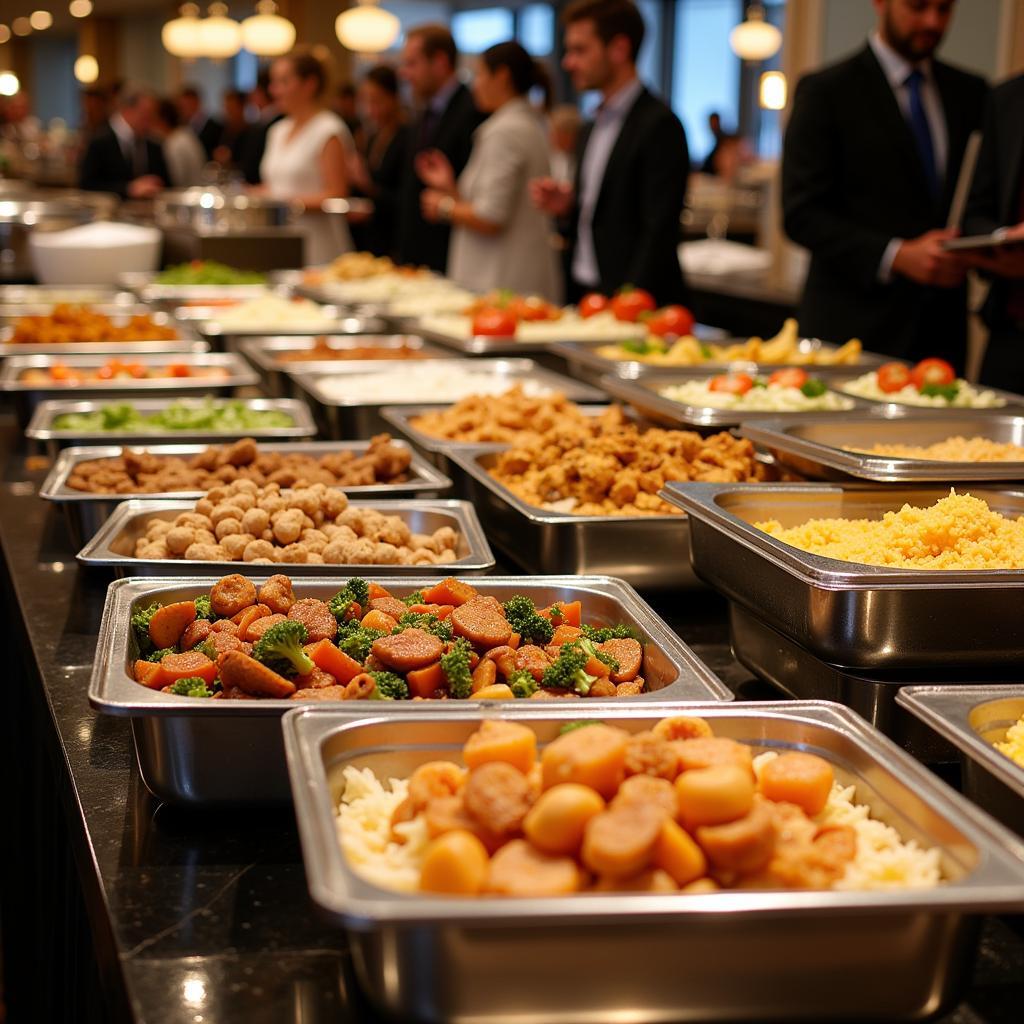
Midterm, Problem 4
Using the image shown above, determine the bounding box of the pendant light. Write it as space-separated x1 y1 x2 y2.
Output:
335 1 400 55
241 1 296 57
729 3 782 62
74 54 99 84
198 2 242 60
162 4 203 59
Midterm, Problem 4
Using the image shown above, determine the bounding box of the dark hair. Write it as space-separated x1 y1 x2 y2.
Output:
481 42 552 110
279 49 328 98
363 64 400 97
180 85 201 102
156 98 180 129
562 0 645 63
224 89 246 106
406 24 457 68
255 68 271 94
337 82 356 99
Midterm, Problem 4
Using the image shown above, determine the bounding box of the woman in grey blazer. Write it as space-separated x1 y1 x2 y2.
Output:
417 42 563 302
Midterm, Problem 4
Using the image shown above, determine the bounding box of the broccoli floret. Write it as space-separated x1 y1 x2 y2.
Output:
541 641 597 696
579 636 618 673
145 646 175 664
130 602 161 654
393 612 453 642
401 589 426 607
335 621 386 662
508 669 538 699
559 720 604 735
580 623 638 644
369 671 410 700
196 638 219 662
251 620 314 677
193 594 214 621
441 637 474 699
502 595 554 645
328 579 371 624
168 677 213 698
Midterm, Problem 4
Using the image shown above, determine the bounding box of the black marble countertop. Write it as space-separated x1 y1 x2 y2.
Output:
1 428 1023 1024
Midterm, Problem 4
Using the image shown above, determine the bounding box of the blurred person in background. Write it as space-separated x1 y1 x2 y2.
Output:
258 49 354 265
80 88 110 140
548 104 581 184
1 91 42 145
418 41 561 300
332 81 364 150
963 73 1024 389
213 89 250 169
177 85 223 159
531 0 690 305
348 65 410 258
154 98 206 187
239 69 282 185
701 111 725 173
783 0 987 367
79 86 168 198
397 23 484 271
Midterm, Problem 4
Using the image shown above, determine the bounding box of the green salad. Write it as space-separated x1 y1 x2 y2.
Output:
155 261 266 286
51 398 294 433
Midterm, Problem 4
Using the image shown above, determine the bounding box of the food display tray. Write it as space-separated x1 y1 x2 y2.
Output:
0 285 137 307
740 412 1024 482
0 351 259 424
40 440 452 545
449 446 696 590
193 307 387 348
118 271 273 305
600 372 873 429
89 575 732 805
77 498 495 578
26 396 317 460
827 375 1024 414
283 701 1024 1024
897 685 1024 836
662 481 1024 671
238 334 448 398
411 322 643 359
292 358 606 441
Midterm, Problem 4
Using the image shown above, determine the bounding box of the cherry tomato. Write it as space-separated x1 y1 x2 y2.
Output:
876 362 912 393
768 367 809 389
166 363 190 377
49 362 72 381
909 357 956 391
647 304 696 339
510 296 556 322
610 286 657 323
96 364 115 379
708 373 755 395
127 363 148 378
471 307 518 337
578 293 610 319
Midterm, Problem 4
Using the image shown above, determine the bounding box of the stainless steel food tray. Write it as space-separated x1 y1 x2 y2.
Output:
292 358 606 440
829 374 1024 413
41 440 452 544
0 285 137 306
284 701 1024 1023
118 270 272 304
26 396 316 459
89 575 732 804
449 446 695 590
238 334 447 398
662 481 1024 670
897 685 1024 835
78 498 494 578
411 321 641 358
195 305 374 337
0 351 259 424
741 413 1024 482
601 372 870 429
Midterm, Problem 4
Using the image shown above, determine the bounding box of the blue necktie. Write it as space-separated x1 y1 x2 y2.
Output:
905 69 939 199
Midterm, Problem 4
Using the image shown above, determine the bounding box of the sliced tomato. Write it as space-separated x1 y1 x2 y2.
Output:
709 373 755 395
768 367 809 389
610 286 657 323
909 358 956 391
876 362 912 393
166 363 191 377
471 307 518 337
578 293 609 318
647 305 696 339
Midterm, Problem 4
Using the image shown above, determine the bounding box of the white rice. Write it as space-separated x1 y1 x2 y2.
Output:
418 312 644 343
839 372 1005 408
658 379 854 412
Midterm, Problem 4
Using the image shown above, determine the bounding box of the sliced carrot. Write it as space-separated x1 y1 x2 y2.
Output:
421 578 478 607
134 659 166 689
407 661 445 699
148 601 197 649
539 601 581 628
231 602 271 626
470 658 497 693
361 608 398 632
307 638 364 684
409 603 455 620
507 632 521 650
551 624 583 645
584 654 612 679
368 582 393 601
160 650 218 684
474 684 515 700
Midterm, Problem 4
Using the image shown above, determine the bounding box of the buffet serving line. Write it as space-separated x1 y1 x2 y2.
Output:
2 251 1024 1024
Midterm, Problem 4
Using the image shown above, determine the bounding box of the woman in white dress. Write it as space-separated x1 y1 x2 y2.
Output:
417 42 562 301
258 50 353 266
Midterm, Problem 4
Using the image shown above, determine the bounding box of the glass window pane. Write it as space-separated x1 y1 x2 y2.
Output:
636 0 663 90
518 3 554 56
452 8 515 55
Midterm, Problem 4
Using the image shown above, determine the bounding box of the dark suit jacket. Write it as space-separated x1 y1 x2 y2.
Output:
238 113 284 185
569 88 690 306
195 115 223 159
397 83 484 271
963 73 1024 329
783 45 988 365
78 124 170 198
352 124 411 259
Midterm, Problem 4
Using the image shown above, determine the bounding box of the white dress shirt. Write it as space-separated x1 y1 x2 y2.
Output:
868 33 949 282
109 112 134 162
571 77 644 288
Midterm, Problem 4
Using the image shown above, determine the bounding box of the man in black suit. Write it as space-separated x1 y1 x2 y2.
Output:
238 69 282 186
963 74 1024 389
783 0 987 368
177 86 223 159
78 87 169 199
396 24 483 271
532 0 689 306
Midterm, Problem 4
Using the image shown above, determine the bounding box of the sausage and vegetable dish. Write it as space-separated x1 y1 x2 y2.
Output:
20 359 228 385
129 575 651 701
337 715 942 895
9 305 179 344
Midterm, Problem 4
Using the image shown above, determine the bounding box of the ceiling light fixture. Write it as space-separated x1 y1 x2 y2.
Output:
730 3 782 62
241 1 295 56
335 0 400 55
198 2 243 60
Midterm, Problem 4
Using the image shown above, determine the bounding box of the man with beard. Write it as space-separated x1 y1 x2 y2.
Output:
783 0 987 368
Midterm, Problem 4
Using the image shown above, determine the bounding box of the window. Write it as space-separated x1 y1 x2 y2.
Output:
452 8 515 54
635 0 664 92
518 3 555 56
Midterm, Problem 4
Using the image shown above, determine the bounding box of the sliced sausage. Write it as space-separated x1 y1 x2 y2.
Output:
484 645 518 678
206 630 244 656
514 644 552 681
179 618 212 652
210 573 257 618
624 731 679 780
371 627 444 671
695 798 776 876
294 666 337 690
541 723 630 798
675 737 754 777
244 612 288 642
451 595 512 650
210 618 239 636
258 573 296 614
370 595 409 621
581 803 664 877
612 774 677 819
599 638 643 682
287 598 338 642
217 650 295 698
290 684 348 701
485 839 583 897
463 762 534 836
342 673 378 700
